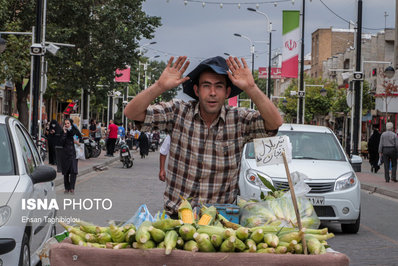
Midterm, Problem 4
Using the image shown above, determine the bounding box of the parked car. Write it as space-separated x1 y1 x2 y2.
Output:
238 124 361 234
0 115 57 265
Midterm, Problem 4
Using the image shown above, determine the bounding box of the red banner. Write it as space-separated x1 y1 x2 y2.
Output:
228 96 238 107
258 67 282 79
115 68 131 82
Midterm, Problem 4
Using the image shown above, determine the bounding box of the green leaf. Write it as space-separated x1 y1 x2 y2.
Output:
260 191 265 200
258 174 276 192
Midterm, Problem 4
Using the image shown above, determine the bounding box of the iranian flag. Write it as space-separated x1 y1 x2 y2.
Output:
282 10 300 78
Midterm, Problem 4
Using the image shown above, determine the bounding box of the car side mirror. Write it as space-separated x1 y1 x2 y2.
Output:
31 165 57 184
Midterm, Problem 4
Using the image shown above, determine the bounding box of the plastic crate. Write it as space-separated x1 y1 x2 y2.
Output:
205 204 240 224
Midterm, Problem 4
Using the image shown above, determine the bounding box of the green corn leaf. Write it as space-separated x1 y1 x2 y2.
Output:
260 191 266 200
258 174 276 192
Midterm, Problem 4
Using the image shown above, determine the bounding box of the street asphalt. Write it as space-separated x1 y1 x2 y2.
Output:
45 150 398 200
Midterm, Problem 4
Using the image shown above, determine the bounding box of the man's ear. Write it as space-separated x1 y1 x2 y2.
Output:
194 84 199 97
226 86 231 99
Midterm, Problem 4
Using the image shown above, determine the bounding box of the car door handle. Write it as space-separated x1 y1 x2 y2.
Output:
44 189 48 196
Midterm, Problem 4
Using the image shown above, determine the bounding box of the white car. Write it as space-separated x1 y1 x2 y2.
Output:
0 115 57 265
239 124 361 234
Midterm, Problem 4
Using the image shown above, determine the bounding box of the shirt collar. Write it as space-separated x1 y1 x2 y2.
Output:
193 102 227 125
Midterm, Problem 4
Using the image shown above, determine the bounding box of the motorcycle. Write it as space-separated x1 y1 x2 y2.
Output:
34 136 47 161
149 140 159 152
82 137 101 159
119 140 133 168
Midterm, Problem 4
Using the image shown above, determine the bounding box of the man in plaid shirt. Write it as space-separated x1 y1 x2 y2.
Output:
125 56 282 217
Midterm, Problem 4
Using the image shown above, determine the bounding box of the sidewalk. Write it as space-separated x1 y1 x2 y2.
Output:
44 150 121 187
357 158 398 199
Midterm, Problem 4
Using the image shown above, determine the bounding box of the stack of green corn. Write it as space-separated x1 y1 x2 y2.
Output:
59 217 334 255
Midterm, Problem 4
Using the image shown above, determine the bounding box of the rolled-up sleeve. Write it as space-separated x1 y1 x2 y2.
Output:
239 109 268 141
141 100 179 132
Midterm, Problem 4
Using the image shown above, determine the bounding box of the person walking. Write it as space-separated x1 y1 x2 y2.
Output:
106 119 118 157
95 121 102 144
138 130 149 158
124 56 282 217
378 122 398 182
46 120 62 165
60 118 82 194
368 126 381 173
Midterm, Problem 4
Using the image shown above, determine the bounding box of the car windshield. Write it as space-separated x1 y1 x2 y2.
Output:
245 130 346 161
0 124 15 175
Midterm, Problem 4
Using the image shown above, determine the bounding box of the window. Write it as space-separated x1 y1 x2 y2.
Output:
15 126 37 175
0 125 15 175
19 125 42 166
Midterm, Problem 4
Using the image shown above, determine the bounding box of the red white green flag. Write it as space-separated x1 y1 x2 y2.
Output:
282 10 300 78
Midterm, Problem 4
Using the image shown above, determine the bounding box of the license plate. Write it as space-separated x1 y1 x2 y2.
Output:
306 196 325 205
84 139 89 144
122 152 129 156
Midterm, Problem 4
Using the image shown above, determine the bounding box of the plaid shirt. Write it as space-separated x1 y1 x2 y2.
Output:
142 99 274 215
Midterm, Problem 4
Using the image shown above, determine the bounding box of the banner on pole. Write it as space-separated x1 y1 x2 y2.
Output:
281 10 300 78
115 68 131 82
258 67 282 79
228 96 238 107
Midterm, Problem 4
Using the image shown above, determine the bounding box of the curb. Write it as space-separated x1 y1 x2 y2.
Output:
361 183 398 199
53 156 120 187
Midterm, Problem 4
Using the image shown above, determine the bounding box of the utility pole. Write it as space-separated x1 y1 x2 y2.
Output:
395 0 398 69
31 0 43 138
352 0 363 156
298 0 305 124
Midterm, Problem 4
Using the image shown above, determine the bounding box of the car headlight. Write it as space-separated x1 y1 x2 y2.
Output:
245 170 273 189
0 206 11 227
334 172 357 191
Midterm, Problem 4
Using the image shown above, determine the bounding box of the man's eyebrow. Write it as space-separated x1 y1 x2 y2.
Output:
200 81 226 85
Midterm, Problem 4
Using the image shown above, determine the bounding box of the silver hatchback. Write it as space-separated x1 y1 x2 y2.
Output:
0 115 57 265
239 124 361 234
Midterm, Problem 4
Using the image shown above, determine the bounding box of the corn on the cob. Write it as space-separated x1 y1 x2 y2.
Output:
234 238 247 252
178 224 196 241
148 226 166 243
222 228 236 239
135 221 151 242
235 227 249 241
87 243 106 248
122 224 136 233
183 240 199 252
307 237 322 255
305 233 335 241
113 243 130 249
250 229 264 244
278 231 301 243
220 236 236 252
109 224 126 243
178 199 194 224
257 247 275 253
264 233 279 248
124 229 136 244
157 241 165 249
275 245 288 254
210 234 223 249
197 225 225 239
245 239 257 252
176 237 185 249
97 232 112 244
294 243 303 254
133 240 156 250
68 227 87 239
164 230 178 255
152 219 183 231
69 233 86 246
198 206 217 226
256 243 268 250
193 233 216 252
84 233 98 243
96 226 111 234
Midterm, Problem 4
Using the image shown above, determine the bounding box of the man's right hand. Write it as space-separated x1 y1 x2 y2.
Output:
156 56 190 92
159 169 166 182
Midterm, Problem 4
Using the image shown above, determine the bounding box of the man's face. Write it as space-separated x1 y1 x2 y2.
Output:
194 71 231 116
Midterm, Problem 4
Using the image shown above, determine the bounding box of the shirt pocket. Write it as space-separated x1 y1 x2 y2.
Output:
214 140 240 171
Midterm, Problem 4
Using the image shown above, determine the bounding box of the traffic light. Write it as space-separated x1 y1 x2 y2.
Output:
372 68 377 76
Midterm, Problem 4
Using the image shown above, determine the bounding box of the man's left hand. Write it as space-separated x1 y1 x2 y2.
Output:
226 57 256 92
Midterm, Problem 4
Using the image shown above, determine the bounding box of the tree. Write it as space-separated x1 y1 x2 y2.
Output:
0 0 161 127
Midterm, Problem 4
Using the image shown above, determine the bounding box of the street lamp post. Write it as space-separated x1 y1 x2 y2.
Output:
247 8 273 99
234 33 254 108
137 42 157 91
144 55 160 90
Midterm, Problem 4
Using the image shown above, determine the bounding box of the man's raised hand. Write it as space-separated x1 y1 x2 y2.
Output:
226 56 256 92
157 56 190 92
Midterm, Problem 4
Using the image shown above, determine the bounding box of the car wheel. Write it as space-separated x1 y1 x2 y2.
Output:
341 212 360 234
19 233 30 266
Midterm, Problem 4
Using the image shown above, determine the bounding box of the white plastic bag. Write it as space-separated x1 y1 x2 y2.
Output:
124 204 155 228
74 144 85 160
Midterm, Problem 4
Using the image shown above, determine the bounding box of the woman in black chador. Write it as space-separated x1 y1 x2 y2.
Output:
46 120 62 165
368 126 381 173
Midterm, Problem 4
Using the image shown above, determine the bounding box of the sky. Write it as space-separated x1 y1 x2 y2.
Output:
140 0 396 74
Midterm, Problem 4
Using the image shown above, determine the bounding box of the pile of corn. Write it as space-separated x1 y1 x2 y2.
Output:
59 199 334 255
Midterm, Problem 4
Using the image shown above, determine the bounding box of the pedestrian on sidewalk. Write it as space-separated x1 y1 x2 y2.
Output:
46 120 62 165
159 134 170 182
60 118 82 194
124 56 282 217
368 125 381 173
106 120 118 157
378 122 398 182
138 130 149 158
